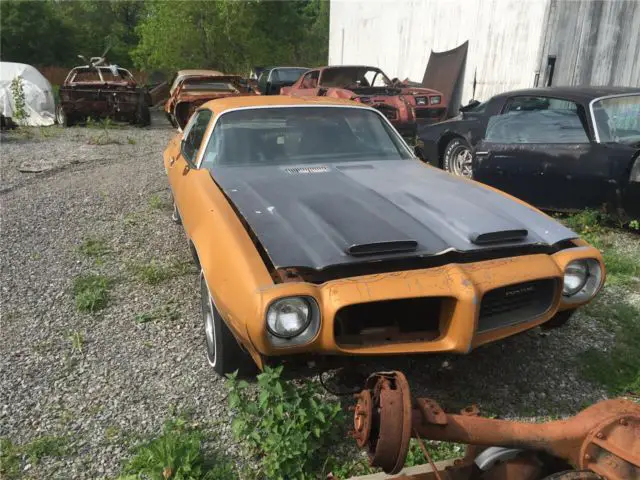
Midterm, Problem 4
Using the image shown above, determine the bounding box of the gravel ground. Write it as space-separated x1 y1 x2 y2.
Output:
0 117 620 478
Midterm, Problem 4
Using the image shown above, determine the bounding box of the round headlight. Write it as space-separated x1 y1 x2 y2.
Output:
266 297 311 338
563 260 589 296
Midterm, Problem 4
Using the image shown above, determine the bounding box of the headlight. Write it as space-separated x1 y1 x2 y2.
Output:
562 259 603 302
430 95 441 104
267 297 312 338
563 261 589 296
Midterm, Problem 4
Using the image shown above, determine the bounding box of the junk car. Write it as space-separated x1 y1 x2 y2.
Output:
165 73 253 130
417 87 640 219
56 61 151 126
282 65 447 137
255 66 309 95
164 95 605 375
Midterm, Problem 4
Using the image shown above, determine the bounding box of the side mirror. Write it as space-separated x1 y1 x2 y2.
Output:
180 139 197 170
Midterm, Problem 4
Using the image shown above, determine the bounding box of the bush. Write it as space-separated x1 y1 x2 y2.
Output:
227 365 344 480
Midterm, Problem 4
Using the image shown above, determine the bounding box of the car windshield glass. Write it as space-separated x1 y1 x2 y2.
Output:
201 107 412 168
182 81 238 92
272 68 307 83
592 94 640 144
321 67 393 88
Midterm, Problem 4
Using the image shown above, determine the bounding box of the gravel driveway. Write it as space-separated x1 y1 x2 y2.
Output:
0 117 615 479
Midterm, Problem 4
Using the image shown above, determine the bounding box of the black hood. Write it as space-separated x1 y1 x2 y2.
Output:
212 160 577 271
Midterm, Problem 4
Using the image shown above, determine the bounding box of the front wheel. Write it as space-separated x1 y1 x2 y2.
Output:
56 105 73 127
200 271 255 376
443 138 473 177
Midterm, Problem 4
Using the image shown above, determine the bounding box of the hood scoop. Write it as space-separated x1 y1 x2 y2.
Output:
284 166 330 175
470 229 528 245
347 240 418 257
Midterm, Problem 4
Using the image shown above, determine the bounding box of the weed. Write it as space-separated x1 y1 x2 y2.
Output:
404 439 463 466
68 330 84 354
127 136 137 145
116 416 236 480
0 438 20 479
579 300 640 395
73 274 111 312
227 365 344 479
129 260 194 285
78 237 111 258
23 435 71 464
148 193 170 210
10 76 27 122
629 219 639 231
105 426 120 441
135 302 180 324
88 130 122 146
39 126 59 138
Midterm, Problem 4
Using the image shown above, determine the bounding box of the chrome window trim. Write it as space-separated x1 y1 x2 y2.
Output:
588 92 640 143
182 108 214 162
195 104 416 169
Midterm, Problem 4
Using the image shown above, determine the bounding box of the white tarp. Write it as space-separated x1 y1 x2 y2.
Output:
0 62 55 126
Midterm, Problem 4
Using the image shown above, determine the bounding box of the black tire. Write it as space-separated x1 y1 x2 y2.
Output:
171 199 182 225
443 137 473 177
540 309 575 331
135 103 151 127
56 104 73 127
200 271 255 376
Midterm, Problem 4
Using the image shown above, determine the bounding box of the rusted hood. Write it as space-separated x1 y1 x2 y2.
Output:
212 160 577 271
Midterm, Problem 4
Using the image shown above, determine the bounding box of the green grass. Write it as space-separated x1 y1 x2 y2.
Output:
135 302 180 324
72 274 111 312
1 435 73 478
579 300 640 395
148 193 171 210
68 330 84 354
78 237 111 259
116 416 236 480
128 260 194 285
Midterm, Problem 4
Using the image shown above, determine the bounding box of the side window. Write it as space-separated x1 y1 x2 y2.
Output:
257 72 268 93
300 70 319 89
181 110 213 163
489 96 588 144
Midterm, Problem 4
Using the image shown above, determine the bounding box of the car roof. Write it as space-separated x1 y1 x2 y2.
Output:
199 95 362 113
492 86 640 103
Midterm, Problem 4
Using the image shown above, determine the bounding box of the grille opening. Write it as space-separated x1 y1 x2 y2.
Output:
415 108 446 119
478 279 558 333
335 297 445 346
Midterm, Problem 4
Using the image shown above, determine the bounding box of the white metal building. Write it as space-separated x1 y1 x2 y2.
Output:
329 0 640 107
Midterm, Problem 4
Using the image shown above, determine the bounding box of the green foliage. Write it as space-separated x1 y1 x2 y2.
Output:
579 300 640 395
135 302 180 324
9 76 27 122
149 193 170 210
73 274 111 312
0 435 72 477
133 0 329 74
629 219 640 231
117 416 237 480
227 365 344 480
68 330 85 355
0 438 20 479
128 260 194 285
78 237 111 258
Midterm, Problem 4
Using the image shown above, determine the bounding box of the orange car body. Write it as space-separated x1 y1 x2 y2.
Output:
164 96 605 370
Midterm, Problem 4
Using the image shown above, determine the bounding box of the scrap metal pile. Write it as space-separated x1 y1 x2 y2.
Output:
351 371 639 480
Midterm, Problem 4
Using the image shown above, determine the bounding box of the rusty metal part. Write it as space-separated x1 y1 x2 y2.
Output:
353 389 372 448
351 371 640 479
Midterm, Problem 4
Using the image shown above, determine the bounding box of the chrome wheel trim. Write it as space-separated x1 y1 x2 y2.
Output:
56 106 65 125
201 278 217 367
450 146 473 178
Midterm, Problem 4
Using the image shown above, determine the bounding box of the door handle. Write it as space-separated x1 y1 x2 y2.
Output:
169 156 176 166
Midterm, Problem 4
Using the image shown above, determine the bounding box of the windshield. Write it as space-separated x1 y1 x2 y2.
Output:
321 67 393 88
272 68 308 83
201 107 412 168
592 94 640 144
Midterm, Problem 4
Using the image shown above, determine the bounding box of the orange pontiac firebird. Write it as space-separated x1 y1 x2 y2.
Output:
163 95 605 375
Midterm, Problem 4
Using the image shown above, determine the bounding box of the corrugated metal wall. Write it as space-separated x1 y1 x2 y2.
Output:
537 0 640 87
329 0 640 103
329 0 549 103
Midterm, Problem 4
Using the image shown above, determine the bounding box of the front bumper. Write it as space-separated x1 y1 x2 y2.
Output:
245 245 604 358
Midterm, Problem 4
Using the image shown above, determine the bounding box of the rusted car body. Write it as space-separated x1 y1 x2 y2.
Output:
351 371 640 480
164 95 605 376
56 64 151 126
283 65 447 137
164 73 253 130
